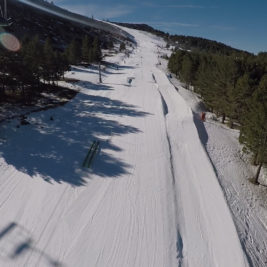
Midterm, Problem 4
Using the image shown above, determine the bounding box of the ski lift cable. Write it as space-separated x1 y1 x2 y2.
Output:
0 5 3 18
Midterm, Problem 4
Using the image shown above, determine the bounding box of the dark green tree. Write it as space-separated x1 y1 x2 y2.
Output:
229 73 254 123
66 39 81 64
119 42 126 52
239 74 267 183
21 35 42 86
180 53 199 87
168 50 185 77
41 37 56 83
91 37 102 62
81 35 92 63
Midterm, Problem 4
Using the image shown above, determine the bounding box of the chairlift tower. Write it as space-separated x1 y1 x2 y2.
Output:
0 0 12 27
4 0 7 19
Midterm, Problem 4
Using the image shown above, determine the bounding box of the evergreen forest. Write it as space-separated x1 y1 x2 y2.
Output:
0 35 103 103
168 50 267 181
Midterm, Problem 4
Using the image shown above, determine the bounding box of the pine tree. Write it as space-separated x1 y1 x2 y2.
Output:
180 53 199 87
180 54 193 87
239 74 267 183
230 73 254 122
21 35 42 85
119 42 126 52
41 37 56 83
81 35 91 63
57 53 70 79
92 37 102 62
224 57 243 126
168 50 185 78
108 40 114 49
0 48 10 96
66 39 81 65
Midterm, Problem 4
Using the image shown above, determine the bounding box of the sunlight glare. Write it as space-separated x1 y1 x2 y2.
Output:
0 32 21 52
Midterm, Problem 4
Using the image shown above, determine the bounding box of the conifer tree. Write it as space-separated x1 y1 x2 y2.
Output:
0 49 11 96
82 35 91 63
239 74 267 183
108 40 114 49
180 53 199 87
168 50 185 77
119 42 126 52
66 39 81 65
21 35 42 85
92 37 102 62
180 54 193 87
41 37 56 83
230 74 253 122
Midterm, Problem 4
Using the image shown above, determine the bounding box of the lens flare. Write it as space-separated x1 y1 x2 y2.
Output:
0 32 21 52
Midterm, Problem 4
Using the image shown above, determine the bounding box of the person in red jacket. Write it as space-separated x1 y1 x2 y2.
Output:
201 112 206 122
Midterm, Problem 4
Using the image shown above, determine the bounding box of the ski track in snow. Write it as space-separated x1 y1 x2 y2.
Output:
0 27 250 266
159 57 267 267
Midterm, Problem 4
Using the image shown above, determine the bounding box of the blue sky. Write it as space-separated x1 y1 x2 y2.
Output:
53 0 267 54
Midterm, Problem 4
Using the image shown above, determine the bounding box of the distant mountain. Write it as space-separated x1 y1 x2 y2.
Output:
5 0 249 56
114 22 251 56
115 22 166 38
6 0 132 50
167 35 251 56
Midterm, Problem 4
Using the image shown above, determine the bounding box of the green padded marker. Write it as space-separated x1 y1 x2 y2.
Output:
82 141 96 168
82 141 100 168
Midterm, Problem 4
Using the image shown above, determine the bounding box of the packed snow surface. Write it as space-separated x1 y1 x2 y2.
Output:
0 28 249 266
160 57 267 267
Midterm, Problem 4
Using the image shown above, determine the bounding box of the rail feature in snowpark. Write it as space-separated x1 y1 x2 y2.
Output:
82 141 100 168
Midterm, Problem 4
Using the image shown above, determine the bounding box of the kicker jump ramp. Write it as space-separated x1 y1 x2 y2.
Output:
83 141 100 168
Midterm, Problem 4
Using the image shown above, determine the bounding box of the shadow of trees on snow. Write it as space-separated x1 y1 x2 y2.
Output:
0 222 62 266
0 88 149 186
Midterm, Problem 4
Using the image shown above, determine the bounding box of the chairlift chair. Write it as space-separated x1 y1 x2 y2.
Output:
0 0 13 27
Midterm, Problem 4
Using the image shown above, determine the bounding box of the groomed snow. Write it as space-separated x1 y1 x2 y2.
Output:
0 27 249 266
159 57 267 266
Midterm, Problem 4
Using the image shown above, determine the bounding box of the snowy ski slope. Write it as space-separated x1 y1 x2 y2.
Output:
0 28 249 266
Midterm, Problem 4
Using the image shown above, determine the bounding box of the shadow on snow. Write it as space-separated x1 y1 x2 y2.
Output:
102 61 136 71
0 87 149 186
0 222 62 266
193 113 219 177
71 64 132 76
77 81 114 91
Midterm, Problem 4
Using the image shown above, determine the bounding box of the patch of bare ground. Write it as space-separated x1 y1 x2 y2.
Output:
0 83 78 124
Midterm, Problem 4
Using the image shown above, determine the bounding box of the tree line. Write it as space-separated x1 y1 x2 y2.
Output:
115 23 245 56
0 35 103 101
167 35 250 55
65 35 103 65
168 50 267 182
